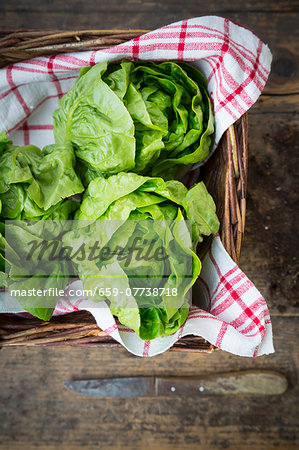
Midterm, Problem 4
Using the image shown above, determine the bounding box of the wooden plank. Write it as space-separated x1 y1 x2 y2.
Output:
240 112 298 316
251 94 299 114
0 316 297 449
263 44 299 96
1 8 298 47
2 0 299 21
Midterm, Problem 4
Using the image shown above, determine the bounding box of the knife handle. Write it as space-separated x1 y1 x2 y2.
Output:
157 370 288 396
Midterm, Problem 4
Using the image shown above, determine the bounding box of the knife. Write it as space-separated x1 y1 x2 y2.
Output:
64 370 287 397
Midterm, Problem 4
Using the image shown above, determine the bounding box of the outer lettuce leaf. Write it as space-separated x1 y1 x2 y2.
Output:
184 181 220 243
0 184 25 219
0 134 84 217
3 221 72 320
78 259 141 333
53 62 136 174
77 172 188 221
0 137 37 194
25 143 84 210
77 172 152 220
7 265 64 321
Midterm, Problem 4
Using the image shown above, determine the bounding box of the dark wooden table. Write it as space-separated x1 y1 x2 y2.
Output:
0 1 298 449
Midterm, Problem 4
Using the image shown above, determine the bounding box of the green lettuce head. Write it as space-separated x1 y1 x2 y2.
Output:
53 60 214 181
63 172 219 340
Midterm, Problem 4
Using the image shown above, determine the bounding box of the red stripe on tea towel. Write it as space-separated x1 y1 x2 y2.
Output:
0 84 25 101
103 323 118 335
210 278 252 316
178 20 188 59
89 50 98 66
55 299 73 313
66 298 79 311
107 41 226 56
74 298 87 309
132 36 140 59
215 322 228 347
18 124 53 131
214 40 263 114
211 265 240 300
204 57 240 121
229 297 266 330
253 345 260 358
142 340 151 357
8 93 62 134
6 66 30 115
48 55 63 99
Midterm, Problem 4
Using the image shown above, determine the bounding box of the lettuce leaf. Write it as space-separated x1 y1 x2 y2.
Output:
1 220 73 320
0 134 84 217
53 61 136 174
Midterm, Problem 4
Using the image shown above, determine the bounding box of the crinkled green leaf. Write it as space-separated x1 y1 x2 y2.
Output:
53 61 136 174
184 181 220 243
26 143 84 210
0 136 83 217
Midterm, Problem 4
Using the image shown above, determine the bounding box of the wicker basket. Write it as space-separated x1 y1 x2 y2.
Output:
0 30 248 351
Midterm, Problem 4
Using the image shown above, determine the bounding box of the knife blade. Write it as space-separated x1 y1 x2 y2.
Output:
64 370 287 397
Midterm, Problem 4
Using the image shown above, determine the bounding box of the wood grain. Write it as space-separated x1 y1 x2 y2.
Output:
252 94 299 113
156 371 288 396
3 0 299 15
0 317 298 449
241 112 298 316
